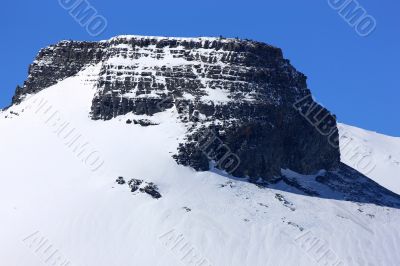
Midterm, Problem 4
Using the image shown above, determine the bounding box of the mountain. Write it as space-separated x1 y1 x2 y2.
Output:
1 35 399 266
12 35 340 179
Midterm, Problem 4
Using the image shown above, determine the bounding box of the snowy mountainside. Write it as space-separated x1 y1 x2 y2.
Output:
339 123 400 195
1 35 400 266
0 63 399 266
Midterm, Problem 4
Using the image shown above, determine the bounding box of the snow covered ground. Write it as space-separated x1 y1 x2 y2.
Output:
339 123 400 195
1 65 399 266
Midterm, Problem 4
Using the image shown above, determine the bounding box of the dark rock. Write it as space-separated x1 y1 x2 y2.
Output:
287 221 304 231
275 193 295 211
128 178 143 192
183 207 191 212
12 36 340 182
133 119 159 127
140 183 162 199
116 176 126 185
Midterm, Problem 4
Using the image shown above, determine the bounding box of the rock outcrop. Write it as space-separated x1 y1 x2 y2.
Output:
11 35 341 180
12 41 105 104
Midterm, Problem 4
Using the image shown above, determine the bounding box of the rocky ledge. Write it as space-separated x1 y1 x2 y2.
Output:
11 35 340 181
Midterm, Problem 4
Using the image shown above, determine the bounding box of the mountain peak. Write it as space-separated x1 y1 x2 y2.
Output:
11 35 339 180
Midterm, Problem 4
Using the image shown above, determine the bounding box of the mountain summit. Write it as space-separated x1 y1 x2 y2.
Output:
13 35 340 180
2 35 400 266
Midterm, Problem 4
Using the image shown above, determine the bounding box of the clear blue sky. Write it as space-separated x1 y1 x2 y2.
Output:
1 0 399 136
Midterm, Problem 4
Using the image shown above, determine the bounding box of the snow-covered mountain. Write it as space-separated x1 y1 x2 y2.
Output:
1 35 399 266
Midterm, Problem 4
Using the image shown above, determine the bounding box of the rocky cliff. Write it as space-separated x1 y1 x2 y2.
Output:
11 35 341 180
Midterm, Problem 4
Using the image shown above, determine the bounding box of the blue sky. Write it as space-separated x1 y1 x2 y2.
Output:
1 0 399 136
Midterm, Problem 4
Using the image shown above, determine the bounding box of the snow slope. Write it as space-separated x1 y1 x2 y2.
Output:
1 65 400 266
339 123 400 195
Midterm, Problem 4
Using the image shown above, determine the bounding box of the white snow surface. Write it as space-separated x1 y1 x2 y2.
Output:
0 65 400 266
339 123 400 195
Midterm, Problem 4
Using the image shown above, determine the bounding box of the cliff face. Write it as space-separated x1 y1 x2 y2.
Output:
11 35 340 180
12 41 106 104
